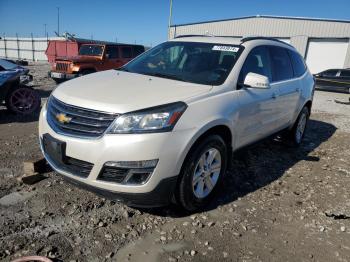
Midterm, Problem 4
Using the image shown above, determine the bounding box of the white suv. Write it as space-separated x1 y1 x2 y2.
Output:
39 36 314 211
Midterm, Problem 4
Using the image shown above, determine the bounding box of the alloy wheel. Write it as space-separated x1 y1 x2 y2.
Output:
295 112 307 144
9 87 40 114
192 148 222 199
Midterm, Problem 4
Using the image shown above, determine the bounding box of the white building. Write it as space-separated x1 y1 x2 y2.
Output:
169 15 350 73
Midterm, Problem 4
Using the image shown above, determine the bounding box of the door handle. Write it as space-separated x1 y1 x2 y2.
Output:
272 93 279 99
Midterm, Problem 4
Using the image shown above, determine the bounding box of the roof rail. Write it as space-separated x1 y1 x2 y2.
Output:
174 34 213 39
174 34 241 39
241 36 293 47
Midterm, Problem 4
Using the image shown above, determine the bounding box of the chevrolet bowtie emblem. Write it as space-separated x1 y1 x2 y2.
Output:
56 113 72 124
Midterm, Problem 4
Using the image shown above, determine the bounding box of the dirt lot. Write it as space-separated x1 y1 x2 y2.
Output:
1 63 349 262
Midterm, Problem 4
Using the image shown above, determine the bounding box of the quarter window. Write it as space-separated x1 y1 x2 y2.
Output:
121 46 132 58
238 46 272 84
288 50 307 77
269 46 294 82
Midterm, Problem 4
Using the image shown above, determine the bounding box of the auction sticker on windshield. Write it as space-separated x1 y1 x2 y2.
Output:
212 45 239 52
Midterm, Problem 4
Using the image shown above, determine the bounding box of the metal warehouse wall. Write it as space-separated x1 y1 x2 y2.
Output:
169 16 350 67
0 36 64 61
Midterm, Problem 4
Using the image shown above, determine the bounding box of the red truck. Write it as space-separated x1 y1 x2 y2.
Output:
46 40 145 82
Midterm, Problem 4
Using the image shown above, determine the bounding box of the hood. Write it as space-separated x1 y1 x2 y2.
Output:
56 56 100 63
0 68 28 87
52 70 212 113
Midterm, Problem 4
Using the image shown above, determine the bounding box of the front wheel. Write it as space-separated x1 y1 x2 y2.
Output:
286 106 310 146
176 135 228 212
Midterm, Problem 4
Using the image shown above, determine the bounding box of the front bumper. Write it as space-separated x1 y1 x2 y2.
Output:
49 71 78 80
38 107 192 206
61 175 177 207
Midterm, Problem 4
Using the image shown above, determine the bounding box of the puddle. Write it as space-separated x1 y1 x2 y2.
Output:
115 234 186 262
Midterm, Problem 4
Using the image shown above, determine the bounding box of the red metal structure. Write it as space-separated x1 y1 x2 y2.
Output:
45 39 95 64
45 37 145 82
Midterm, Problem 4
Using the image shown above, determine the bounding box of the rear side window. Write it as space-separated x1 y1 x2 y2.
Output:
121 46 132 58
340 70 350 77
105 46 119 59
288 50 307 77
238 46 272 84
133 46 145 57
269 46 294 82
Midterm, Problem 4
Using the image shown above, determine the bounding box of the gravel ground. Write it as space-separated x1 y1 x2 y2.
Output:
0 63 349 262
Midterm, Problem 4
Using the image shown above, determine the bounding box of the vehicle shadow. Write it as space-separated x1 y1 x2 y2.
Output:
0 106 41 124
144 119 337 217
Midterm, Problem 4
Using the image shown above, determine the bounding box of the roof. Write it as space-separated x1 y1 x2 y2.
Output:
170 35 295 50
171 15 350 27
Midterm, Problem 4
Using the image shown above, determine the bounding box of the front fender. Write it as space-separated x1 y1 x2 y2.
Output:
173 118 233 175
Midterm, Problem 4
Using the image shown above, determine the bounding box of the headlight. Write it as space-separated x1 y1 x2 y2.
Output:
107 102 187 134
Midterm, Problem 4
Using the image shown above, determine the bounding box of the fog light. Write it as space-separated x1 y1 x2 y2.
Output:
105 159 158 169
98 160 158 185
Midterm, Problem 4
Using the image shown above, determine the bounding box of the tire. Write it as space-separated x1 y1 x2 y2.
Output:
5 86 41 115
176 135 228 212
286 106 310 146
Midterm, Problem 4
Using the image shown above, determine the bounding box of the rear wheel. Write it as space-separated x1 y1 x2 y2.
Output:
285 106 309 146
5 86 41 115
176 135 228 212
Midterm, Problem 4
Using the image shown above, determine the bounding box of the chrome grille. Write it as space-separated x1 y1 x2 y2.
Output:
47 96 117 138
55 62 69 72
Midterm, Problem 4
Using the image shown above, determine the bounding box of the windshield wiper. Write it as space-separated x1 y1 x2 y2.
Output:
148 72 184 82
116 67 129 72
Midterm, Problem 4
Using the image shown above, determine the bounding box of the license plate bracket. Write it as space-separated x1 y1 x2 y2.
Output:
51 72 64 79
43 133 66 164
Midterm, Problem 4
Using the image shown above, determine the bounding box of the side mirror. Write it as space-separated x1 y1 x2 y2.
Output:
243 72 270 89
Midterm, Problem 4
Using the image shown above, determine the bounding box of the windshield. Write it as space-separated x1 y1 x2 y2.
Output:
120 41 242 85
79 45 104 56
